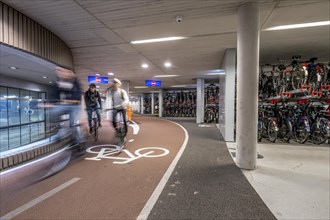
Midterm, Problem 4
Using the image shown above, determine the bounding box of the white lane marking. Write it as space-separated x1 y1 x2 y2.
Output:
85 147 169 164
136 119 189 220
129 120 140 135
0 177 80 220
0 145 70 176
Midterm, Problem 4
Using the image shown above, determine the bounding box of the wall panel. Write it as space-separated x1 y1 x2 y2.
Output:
0 3 3 42
0 2 73 69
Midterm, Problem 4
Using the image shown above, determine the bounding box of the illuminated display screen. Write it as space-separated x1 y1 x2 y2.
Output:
88 76 109 84
145 80 161 87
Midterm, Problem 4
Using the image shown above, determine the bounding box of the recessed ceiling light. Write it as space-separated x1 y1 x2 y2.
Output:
95 73 100 76
131 36 186 44
134 86 148 89
107 72 114 76
96 85 100 88
10 66 17 70
265 21 330 31
142 64 149 68
49 81 52 84
164 62 172 68
42 76 47 79
154 75 178 78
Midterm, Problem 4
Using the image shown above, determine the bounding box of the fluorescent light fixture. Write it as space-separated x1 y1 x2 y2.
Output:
131 36 186 44
206 72 226 75
96 85 100 88
42 76 47 79
142 64 149 68
205 69 225 75
49 81 52 84
265 21 330 31
10 66 17 69
107 72 114 76
154 75 178 78
164 62 172 68
134 86 148 89
171 85 187 88
95 73 100 76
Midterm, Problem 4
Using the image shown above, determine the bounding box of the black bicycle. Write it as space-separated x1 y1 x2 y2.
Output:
91 110 99 141
106 108 128 146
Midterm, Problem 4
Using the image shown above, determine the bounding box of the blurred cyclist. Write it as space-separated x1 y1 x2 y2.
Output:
85 83 102 134
49 67 83 144
110 78 129 134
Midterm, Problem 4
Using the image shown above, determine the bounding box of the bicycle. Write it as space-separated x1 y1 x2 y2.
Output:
106 108 128 146
91 110 99 141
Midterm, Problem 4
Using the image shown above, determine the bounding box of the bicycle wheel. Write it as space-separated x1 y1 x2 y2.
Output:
311 120 328 145
267 119 277 142
279 120 292 142
295 120 309 144
93 118 98 141
257 119 263 142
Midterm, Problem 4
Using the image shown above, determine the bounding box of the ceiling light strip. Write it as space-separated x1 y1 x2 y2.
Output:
131 36 186 44
265 21 330 31
154 75 178 78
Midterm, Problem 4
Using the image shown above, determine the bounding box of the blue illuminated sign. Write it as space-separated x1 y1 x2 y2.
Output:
146 80 161 87
88 76 109 84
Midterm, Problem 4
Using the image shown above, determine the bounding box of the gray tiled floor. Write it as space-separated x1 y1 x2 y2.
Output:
227 142 330 220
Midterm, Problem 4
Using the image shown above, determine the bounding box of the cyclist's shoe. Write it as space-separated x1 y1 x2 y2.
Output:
99 122 102 127
89 127 93 134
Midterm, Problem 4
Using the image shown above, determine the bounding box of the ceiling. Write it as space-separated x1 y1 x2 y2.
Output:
1 0 329 95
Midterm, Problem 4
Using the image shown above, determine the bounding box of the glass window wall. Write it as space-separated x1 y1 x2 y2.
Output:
0 86 46 152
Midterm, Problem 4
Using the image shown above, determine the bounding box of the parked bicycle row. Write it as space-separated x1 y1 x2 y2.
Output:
258 98 330 145
163 90 197 117
259 55 330 99
205 84 220 123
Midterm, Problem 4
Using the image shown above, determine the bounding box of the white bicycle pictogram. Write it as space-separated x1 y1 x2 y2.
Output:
85 145 169 164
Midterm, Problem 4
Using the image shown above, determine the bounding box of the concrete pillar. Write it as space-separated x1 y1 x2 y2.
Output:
219 49 236 141
140 95 144 114
159 89 163 117
196 78 205 123
151 93 155 114
236 2 260 170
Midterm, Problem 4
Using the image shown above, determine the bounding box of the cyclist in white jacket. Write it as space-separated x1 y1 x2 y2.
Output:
110 78 129 134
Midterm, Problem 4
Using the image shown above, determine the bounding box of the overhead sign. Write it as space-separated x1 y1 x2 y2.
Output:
88 76 109 84
146 80 161 87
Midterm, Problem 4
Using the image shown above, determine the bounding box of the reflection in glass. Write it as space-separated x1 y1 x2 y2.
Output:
21 125 30 146
30 91 38 99
30 123 39 142
0 128 9 152
8 88 20 126
39 92 46 100
9 126 20 149
20 99 30 124
0 87 8 127
30 100 39 122
20 89 30 99
38 122 45 139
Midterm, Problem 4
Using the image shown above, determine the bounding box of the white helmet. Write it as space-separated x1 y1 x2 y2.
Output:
113 78 122 85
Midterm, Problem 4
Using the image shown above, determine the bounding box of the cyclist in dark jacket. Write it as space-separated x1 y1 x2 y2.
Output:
84 83 102 133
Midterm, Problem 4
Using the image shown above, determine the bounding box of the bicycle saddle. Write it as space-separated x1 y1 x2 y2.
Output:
309 57 317 62
278 65 286 71
292 55 301 60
